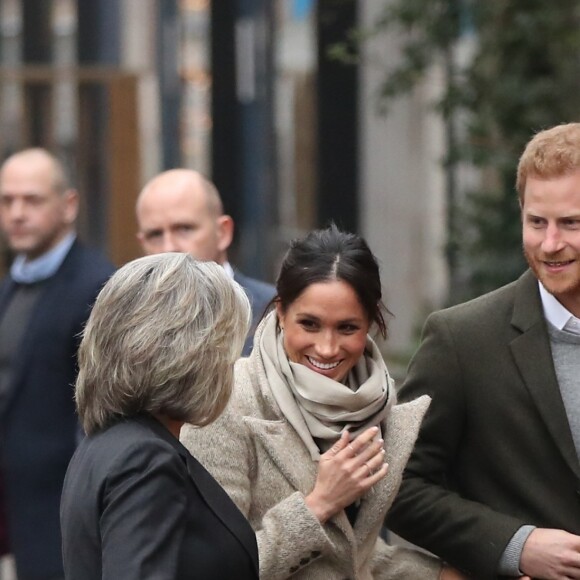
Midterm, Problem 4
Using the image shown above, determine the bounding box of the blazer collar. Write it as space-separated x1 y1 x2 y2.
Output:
137 415 259 576
511 269 546 332
509 270 580 479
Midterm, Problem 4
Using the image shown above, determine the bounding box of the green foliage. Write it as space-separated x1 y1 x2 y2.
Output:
366 0 580 299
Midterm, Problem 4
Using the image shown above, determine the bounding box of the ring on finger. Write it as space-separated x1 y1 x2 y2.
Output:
364 462 373 477
348 444 356 456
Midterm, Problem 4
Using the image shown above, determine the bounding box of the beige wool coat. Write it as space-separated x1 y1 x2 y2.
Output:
181 339 442 580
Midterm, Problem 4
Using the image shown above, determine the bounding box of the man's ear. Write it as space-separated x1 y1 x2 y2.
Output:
216 214 234 252
63 189 79 225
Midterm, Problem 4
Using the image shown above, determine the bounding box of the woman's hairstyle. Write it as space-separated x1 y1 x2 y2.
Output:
517 122 580 201
76 253 251 435
275 225 388 337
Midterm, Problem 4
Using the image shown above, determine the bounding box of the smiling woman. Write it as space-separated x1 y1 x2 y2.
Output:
181 226 463 579
278 276 372 382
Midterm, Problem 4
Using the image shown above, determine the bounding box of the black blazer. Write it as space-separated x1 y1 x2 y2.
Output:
233 270 275 356
60 414 259 580
387 270 580 579
0 240 114 579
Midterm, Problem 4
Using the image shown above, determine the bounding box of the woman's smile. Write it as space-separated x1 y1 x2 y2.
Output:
305 356 342 371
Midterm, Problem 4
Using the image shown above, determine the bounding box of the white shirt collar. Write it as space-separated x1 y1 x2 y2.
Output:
538 281 580 335
222 261 235 280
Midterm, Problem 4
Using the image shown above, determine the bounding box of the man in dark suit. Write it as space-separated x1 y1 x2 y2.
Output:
387 122 580 580
0 148 114 580
136 169 275 355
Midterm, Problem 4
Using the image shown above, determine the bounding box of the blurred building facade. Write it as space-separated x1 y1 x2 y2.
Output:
358 2 448 355
0 0 448 356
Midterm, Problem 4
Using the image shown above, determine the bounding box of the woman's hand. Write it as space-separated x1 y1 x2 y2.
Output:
305 427 388 523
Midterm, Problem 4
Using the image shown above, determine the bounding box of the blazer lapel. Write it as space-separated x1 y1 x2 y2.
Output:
142 416 259 575
244 416 315 494
355 396 431 542
1 243 81 414
0 277 16 314
243 415 355 540
184 453 259 575
510 271 580 480
2 272 69 413
0 278 16 416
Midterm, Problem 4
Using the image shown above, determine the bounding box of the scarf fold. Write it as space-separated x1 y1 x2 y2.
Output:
258 311 396 460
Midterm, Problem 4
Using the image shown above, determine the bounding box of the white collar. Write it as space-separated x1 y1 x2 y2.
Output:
222 261 235 280
538 281 580 335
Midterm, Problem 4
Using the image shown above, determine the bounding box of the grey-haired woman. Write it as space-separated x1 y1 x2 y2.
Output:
60 253 259 580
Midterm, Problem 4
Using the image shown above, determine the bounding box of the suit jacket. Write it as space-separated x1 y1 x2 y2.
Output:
0 240 114 579
387 269 580 579
181 330 442 580
233 270 275 356
60 414 259 580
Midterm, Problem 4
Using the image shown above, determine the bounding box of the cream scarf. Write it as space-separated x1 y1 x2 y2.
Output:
258 312 396 460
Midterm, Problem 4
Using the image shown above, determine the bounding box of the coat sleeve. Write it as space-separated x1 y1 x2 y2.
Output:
100 441 188 580
386 312 525 579
181 404 335 580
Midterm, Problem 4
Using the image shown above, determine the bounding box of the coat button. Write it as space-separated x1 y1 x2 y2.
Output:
311 550 321 558
290 565 299 573
299 557 310 565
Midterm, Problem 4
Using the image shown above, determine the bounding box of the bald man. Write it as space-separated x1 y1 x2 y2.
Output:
0 148 114 579
136 169 275 355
